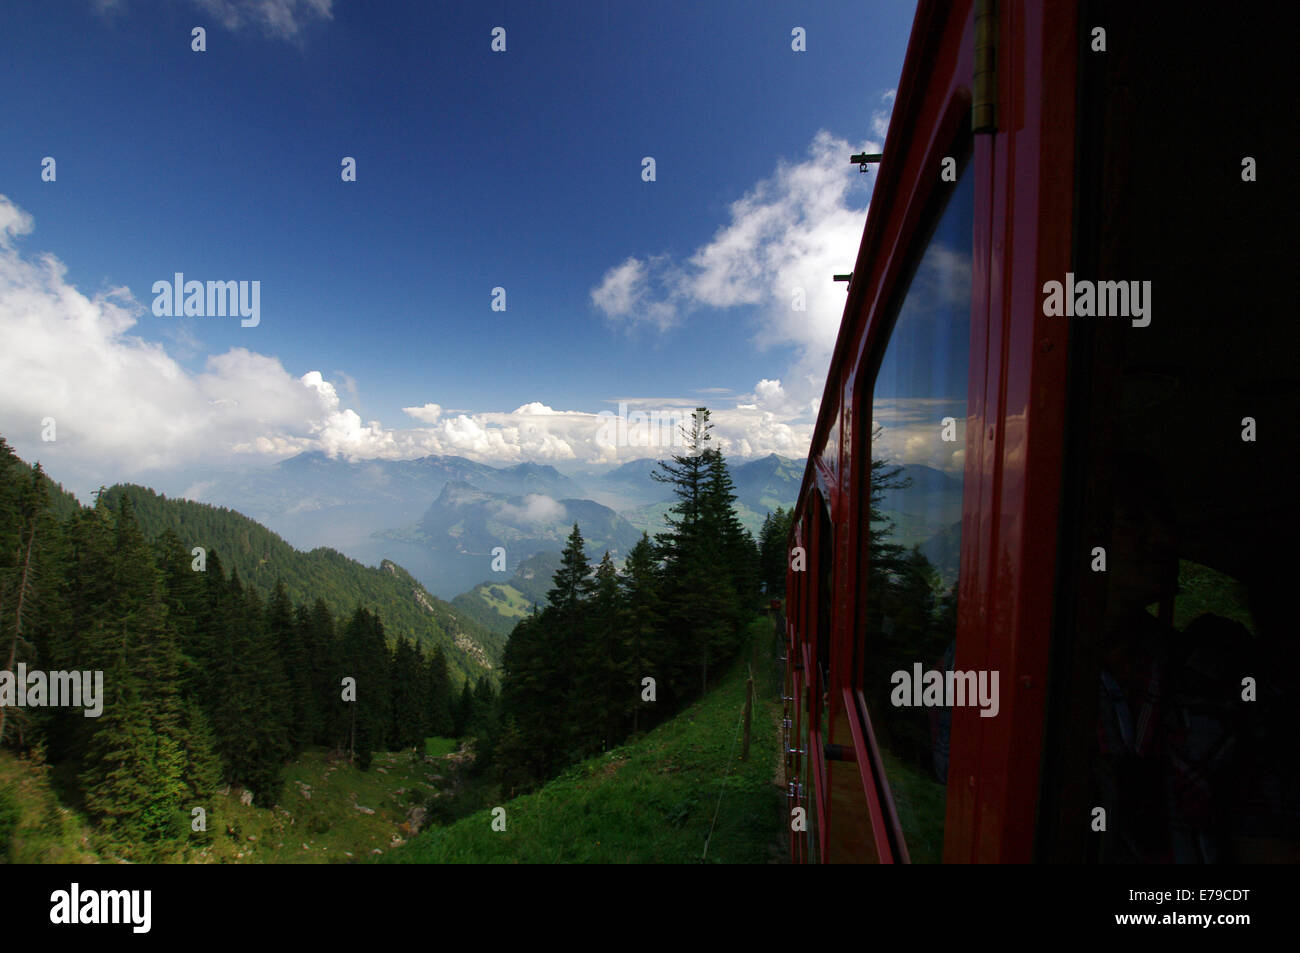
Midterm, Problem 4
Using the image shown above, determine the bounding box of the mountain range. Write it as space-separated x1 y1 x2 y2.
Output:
190 451 808 599
99 484 502 684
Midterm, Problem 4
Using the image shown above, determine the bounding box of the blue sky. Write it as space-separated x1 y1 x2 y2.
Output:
0 0 915 495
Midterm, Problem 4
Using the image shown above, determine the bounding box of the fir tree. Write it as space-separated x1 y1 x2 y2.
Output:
620 534 663 734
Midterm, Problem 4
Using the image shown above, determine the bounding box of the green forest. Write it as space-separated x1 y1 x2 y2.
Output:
96 483 502 685
0 435 496 860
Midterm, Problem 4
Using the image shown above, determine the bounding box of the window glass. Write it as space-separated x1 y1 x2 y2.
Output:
862 163 974 863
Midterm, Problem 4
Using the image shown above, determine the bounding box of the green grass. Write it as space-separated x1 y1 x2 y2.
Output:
424 737 459 758
0 753 99 863
385 617 786 864
185 745 463 863
1 739 468 864
479 583 531 619
875 747 946 864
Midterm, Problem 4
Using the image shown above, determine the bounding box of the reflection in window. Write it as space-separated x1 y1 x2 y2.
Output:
862 164 973 863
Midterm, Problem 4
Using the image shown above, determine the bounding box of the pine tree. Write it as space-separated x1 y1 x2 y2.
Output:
453 678 475 738
547 524 593 615
467 675 498 762
79 655 166 847
652 408 713 563
759 506 795 598
0 459 47 747
391 638 423 750
179 698 222 807
340 607 389 770
620 534 662 734
582 551 626 751
702 445 758 644
303 597 338 746
424 645 454 738
547 524 592 755
653 409 736 698
267 579 311 753
242 583 292 799
497 610 563 784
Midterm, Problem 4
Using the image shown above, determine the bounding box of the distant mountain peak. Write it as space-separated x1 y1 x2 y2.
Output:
435 479 492 505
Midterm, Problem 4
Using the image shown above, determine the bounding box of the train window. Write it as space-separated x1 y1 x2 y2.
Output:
860 162 974 863
1036 2 1298 863
817 487 878 862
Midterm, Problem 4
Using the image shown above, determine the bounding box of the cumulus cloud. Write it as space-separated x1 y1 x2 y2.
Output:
403 402 443 425
0 194 396 483
0 191 816 492
589 258 645 321
492 494 565 526
870 398 969 476
0 94 908 501
590 92 898 451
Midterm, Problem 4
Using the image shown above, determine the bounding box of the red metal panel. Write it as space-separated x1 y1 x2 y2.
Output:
945 0 1076 863
784 0 1078 864
787 0 978 864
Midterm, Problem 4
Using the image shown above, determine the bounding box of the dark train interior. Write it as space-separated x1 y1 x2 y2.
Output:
1038 2 1297 862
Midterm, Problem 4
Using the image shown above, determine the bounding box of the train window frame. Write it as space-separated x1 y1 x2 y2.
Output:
849 129 975 865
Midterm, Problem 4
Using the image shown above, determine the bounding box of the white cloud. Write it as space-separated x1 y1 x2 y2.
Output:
589 257 645 320
492 494 565 525
0 201 34 247
403 402 443 425
0 194 396 484
4 123 916 497
590 92 898 453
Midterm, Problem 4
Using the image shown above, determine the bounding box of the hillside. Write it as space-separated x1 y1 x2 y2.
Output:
205 451 587 525
100 484 502 684
384 617 785 863
451 550 563 637
6 454 82 522
729 453 805 514
1 741 469 864
390 480 643 563
374 481 643 599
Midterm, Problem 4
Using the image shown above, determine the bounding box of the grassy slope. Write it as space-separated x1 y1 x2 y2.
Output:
0 754 100 863
1 741 466 864
451 582 532 637
450 550 561 637
385 616 785 864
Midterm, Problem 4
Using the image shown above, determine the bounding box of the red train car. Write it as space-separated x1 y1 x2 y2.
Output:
784 0 1296 863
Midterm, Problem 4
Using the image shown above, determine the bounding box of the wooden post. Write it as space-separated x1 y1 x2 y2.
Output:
741 676 753 762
